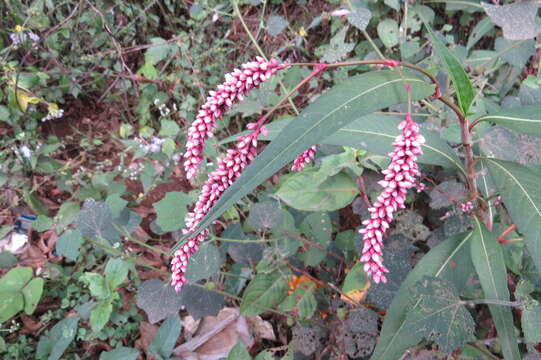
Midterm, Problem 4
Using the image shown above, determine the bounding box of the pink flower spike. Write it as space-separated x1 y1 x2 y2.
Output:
330 8 351 17
358 117 424 283
291 145 317 171
172 127 266 292
183 58 285 179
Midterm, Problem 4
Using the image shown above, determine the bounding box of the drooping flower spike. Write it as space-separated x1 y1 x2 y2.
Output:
171 125 268 291
183 57 286 179
359 114 424 283
292 145 317 171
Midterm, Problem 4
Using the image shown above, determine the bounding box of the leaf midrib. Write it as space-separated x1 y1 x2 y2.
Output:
474 217 499 299
487 159 541 219
481 115 541 123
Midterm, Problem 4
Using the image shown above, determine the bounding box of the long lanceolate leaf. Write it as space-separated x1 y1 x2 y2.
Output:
476 105 541 138
176 71 434 247
223 114 465 173
470 217 521 360
371 232 474 360
423 22 475 114
484 159 541 276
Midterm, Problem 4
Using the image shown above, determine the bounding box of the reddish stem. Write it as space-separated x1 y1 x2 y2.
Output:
496 224 517 243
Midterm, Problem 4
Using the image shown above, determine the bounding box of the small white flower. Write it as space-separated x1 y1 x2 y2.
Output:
9 32 25 45
20 145 32 159
41 107 64 122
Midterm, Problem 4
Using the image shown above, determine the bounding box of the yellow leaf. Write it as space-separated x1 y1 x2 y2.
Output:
16 92 40 112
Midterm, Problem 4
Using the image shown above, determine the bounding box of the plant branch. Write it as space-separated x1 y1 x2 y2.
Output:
233 0 300 116
253 63 327 129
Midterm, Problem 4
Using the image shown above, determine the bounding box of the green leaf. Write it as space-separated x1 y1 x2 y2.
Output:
105 194 126 219
222 114 465 173
319 27 355 63
55 201 80 229
484 159 541 276
377 19 399 48
33 215 53 232
267 15 288 36
424 22 474 114
145 37 174 65
247 200 283 229
299 212 332 266
522 299 541 344
56 229 83 261
36 317 78 360
0 251 17 268
347 7 372 31
341 262 369 295
228 341 252 360
159 119 180 137
319 147 363 176
99 347 139 360
153 192 191 232
466 17 493 50
476 106 541 138
276 170 358 211
22 277 44 315
495 38 535 69
0 266 32 292
136 279 184 324
481 2 541 40
0 292 24 323
24 192 48 216
90 300 113 333
105 258 129 290
181 71 434 248
470 217 520 359
180 284 224 320
372 232 474 360
241 272 288 316
279 284 317 319
185 242 222 283
149 315 182 359
81 273 109 299
73 200 121 244
404 276 475 353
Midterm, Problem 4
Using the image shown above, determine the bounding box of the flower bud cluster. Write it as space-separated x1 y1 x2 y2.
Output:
460 201 474 213
171 125 267 291
291 145 317 171
41 108 64 122
136 136 165 154
183 57 286 179
9 27 40 45
359 116 424 283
